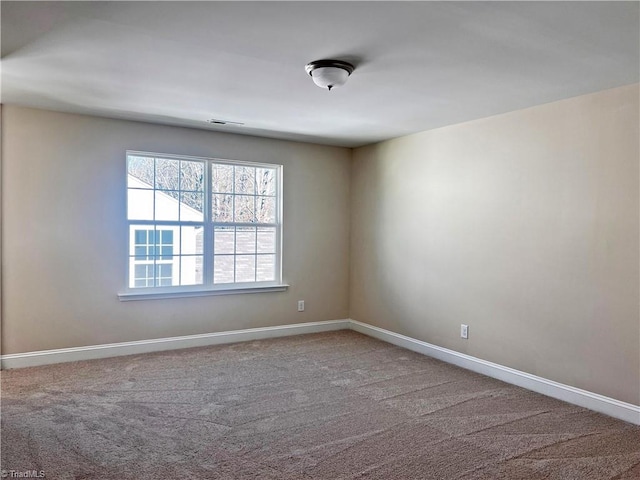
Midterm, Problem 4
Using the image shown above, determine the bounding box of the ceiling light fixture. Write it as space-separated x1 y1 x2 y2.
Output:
305 59 355 91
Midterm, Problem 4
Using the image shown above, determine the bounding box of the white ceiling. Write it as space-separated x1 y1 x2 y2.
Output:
2 1 638 148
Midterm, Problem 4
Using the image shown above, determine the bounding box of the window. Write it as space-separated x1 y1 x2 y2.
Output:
125 152 282 295
132 229 175 287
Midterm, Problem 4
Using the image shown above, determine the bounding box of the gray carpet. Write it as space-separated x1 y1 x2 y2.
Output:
1 330 639 479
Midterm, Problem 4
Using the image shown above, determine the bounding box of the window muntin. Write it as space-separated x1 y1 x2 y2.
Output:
126 152 281 291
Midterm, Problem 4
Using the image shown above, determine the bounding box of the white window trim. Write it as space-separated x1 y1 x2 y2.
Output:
120 150 285 300
118 283 290 301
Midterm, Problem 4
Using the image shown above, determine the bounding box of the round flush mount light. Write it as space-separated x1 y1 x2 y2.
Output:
305 59 355 91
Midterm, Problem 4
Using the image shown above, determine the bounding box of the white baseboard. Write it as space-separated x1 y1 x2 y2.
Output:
2 317 638 425
349 319 640 425
0 319 350 369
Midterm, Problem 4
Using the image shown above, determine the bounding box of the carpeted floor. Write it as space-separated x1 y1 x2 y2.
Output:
1 330 639 479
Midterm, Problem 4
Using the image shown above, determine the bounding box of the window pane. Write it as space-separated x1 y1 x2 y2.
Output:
256 196 276 223
135 230 147 244
236 227 256 254
155 158 180 190
181 226 203 255
128 189 154 220
214 255 234 284
135 264 152 278
128 156 155 188
180 192 203 221
161 230 173 243
256 168 276 196
211 164 233 193
234 195 255 223
236 255 256 282
212 194 233 222
180 255 203 286
214 226 234 254
180 161 204 192
157 263 172 276
155 191 179 220
134 246 147 260
234 166 255 195
257 227 276 253
257 255 276 282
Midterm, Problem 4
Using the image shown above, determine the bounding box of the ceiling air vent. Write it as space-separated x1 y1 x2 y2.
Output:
206 119 244 126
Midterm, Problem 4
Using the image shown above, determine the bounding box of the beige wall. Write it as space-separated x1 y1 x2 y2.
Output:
3 85 639 406
0 104 3 358
1 106 351 353
350 84 640 405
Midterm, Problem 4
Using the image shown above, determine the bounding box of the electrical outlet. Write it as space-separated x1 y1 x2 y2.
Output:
461 324 469 339
297 300 305 312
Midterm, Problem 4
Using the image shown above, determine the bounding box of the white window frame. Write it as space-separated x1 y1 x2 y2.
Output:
119 151 288 301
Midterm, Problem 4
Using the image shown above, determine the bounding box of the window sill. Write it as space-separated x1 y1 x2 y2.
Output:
118 284 289 302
